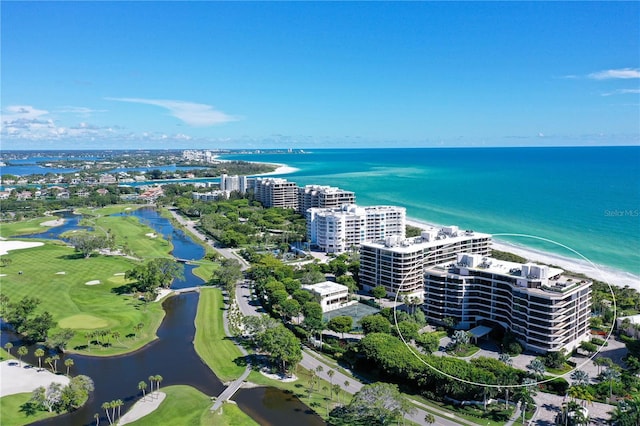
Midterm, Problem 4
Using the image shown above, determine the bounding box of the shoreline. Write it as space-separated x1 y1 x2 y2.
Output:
212 155 299 177
406 218 640 292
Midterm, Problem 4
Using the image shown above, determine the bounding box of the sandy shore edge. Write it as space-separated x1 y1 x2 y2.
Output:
0 360 70 398
117 391 166 425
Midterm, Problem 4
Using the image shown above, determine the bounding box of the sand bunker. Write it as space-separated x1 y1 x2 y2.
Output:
145 233 157 238
85 280 101 285
0 240 44 256
55 271 66 275
0 274 6 277
114 272 125 276
40 219 65 227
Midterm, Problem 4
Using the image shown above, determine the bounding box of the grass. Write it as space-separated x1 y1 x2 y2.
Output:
0 392 59 426
0 242 165 356
0 217 52 238
81 212 174 260
126 385 210 426
206 401 259 426
193 288 246 381
124 385 258 426
246 366 351 422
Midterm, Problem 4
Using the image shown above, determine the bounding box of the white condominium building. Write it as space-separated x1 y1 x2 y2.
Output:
424 253 592 353
220 174 248 193
251 178 298 209
302 281 352 313
306 204 406 253
359 226 491 300
297 185 356 214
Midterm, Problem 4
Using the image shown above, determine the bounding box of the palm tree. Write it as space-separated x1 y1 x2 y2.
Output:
344 380 350 394
499 353 512 366
138 381 148 400
527 358 546 379
110 400 117 424
424 413 435 424
154 375 163 395
101 401 112 425
86 331 94 351
65 358 74 376
93 412 100 426
4 342 13 355
45 356 53 372
327 370 335 397
570 370 590 387
17 346 28 367
34 348 45 369
52 354 60 373
332 384 341 403
115 399 123 420
148 375 155 395
602 367 621 401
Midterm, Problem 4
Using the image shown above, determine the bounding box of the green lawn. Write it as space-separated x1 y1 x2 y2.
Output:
126 385 211 426
123 385 259 426
0 392 59 426
0 217 52 238
193 288 246 381
0 242 165 356
206 401 259 426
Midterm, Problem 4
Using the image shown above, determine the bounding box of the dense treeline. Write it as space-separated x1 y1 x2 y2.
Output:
175 196 307 248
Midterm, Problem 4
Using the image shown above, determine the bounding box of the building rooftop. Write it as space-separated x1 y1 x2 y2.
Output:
430 253 591 295
361 226 491 253
302 281 349 296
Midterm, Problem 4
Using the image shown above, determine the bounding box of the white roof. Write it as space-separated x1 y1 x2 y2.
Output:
302 281 348 296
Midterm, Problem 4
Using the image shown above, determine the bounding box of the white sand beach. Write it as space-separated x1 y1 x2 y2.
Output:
0 240 44 256
253 163 299 176
211 155 299 176
117 392 166 425
40 218 65 227
0 360 70 397
406 218 640 292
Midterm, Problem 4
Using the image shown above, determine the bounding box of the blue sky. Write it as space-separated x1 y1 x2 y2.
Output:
1 1 639 150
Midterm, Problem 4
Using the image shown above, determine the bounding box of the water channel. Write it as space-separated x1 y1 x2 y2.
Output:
3 207 324 426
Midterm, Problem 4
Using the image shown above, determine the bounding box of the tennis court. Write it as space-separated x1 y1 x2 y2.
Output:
323 302 380 330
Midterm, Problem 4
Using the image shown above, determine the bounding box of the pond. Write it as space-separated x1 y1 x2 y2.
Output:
3 207 324 425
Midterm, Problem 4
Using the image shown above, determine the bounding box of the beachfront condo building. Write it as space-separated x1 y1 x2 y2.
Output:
220 174 248 193
251 177 299 209
306 204 406 253
359 226 491 300
423 253 592 353
297 185 356 215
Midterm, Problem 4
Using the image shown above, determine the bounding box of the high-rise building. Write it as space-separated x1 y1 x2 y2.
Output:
220 174 248 193
359 226 491 300
307 204 405 253
297 185 356 214
423 253 592 353
252 177 298 209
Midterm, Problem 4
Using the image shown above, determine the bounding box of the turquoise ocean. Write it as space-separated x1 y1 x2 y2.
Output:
222 146 640 283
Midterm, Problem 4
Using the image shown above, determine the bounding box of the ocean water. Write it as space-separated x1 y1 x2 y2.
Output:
222 147 640 280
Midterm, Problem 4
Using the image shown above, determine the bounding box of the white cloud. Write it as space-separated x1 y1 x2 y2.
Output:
601 89 640 96
587 68 640 80
105 97 239 126
57 106 107 117
2 105 49 122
